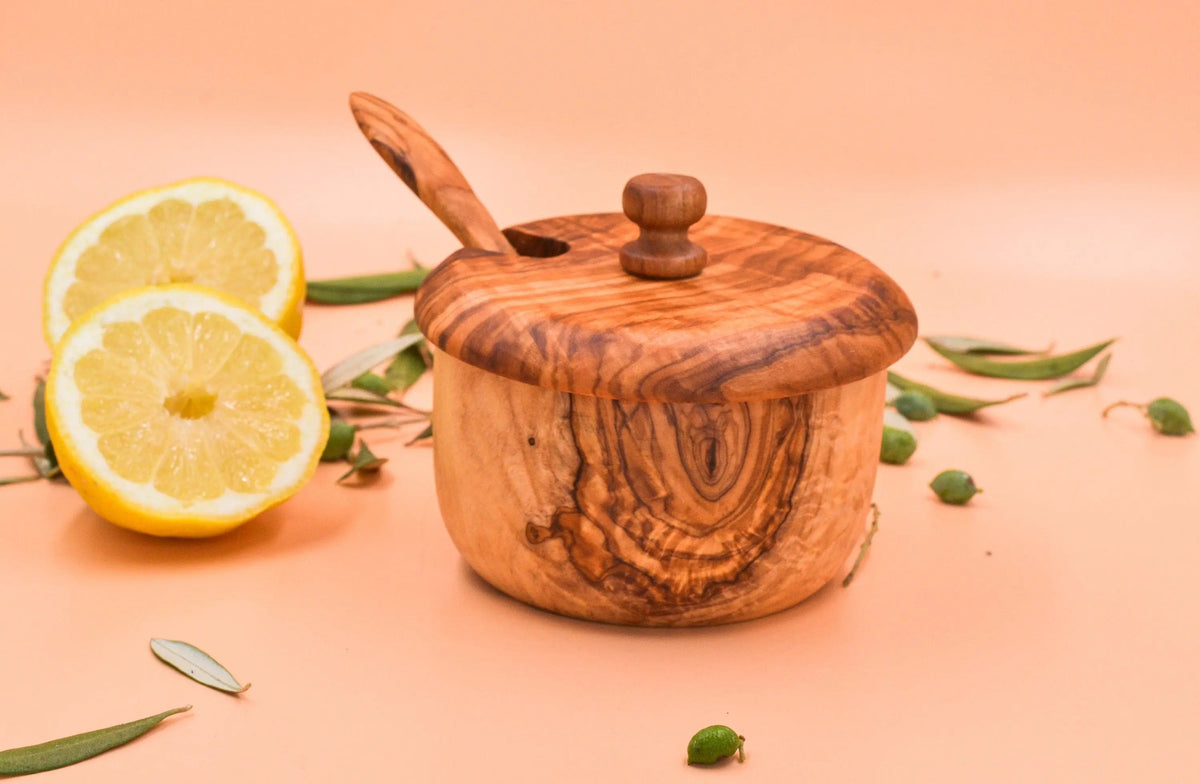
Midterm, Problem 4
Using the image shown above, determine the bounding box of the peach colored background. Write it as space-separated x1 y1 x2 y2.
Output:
2 1 1199 781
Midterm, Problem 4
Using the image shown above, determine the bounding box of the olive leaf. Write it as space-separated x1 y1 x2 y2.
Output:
150 638 250 694
842 504 881 587
406 423 433 446
923 336 1050 356
1044 353 1111 397
33 377 60 476
321 334 425 393
383 319 429 394
1 378 61 486
323 416 423 463
926 338 1116 380
338 441 388 482
887 371 1026 415
0 705 190 775
32 377 52 450
350 372 393 397
0 388 8 401
306 268 429 305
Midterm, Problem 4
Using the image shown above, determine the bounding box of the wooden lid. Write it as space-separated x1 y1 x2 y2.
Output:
415 174 917 403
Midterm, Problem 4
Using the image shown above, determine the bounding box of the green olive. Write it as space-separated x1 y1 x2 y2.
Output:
686 725 745 765
893 390 938 421
880 410 917 465
929 469 980 505
1103 397 1194 437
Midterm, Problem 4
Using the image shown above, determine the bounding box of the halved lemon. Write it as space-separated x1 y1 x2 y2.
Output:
43 177 305 348
46 285 329 537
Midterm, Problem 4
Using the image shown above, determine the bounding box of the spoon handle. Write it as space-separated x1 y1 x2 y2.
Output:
350 92 515 254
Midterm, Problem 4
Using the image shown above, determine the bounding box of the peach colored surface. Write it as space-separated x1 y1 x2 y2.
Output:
2 1 1199 781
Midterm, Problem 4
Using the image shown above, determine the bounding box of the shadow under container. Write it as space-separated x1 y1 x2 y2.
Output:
415 174 917 627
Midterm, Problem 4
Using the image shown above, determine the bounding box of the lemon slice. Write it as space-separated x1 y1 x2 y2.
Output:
43 177 304 348
46 285 329 537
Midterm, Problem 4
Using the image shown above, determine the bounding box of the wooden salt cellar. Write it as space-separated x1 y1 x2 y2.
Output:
415 174 917 626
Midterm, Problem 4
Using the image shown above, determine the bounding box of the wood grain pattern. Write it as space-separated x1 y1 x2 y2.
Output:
348 92 515 253
416 212 917 402
432 350 885 626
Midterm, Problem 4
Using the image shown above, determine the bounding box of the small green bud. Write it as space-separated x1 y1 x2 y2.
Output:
1146 397 1194 436
893 390 938 421
686 725 745 765
930 469 980 505
321 421 357 461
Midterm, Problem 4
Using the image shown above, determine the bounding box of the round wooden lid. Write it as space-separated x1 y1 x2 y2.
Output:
415 174 917 403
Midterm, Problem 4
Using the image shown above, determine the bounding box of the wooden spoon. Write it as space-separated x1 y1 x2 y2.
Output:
349 92 516 254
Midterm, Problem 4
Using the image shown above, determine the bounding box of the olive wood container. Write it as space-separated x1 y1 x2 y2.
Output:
415 174 917 626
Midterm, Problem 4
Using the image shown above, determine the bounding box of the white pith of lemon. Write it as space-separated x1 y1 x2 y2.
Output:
43 177 305 349
46 285 329 537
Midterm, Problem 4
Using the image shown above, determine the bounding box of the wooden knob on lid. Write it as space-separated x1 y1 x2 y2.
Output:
619 173 708 279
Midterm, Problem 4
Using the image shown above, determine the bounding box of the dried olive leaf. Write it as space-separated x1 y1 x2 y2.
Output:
0 474 41 486
887 371 1026 415
305 268 429 305
0 705 190 775
17 431 59 480
843 504 881 587
337 442 389 483
924 336 1050 356
927 338 1116 380
0 445 45 458
325 388 428 411
1044 353 1112 397
150 638 250 694
321 334 425 393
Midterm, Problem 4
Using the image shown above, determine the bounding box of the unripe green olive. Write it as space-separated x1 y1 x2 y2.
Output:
880 410 917 465
1103 397 1194 437
1146 398 1194 436
321 421 357 461
893 390 938 421
687 725 745 765
930 469 980 505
